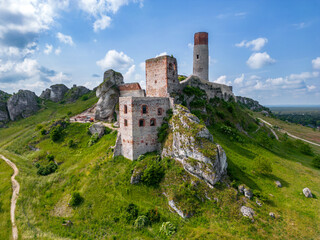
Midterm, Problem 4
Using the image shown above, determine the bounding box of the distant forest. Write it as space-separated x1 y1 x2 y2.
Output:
270 107 320 128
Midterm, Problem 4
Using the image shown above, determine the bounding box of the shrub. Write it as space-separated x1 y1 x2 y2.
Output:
160 222 176 236
146 208 160 223
68 139 75 148
299 142 313 156
81 95 89 101
137 155 145 161
183 86 205 97
253 156 272 175
190 99 206 108
178 75 187 82
35 124 43 130
123 203 139 222
50 125 63 142
46 154 54 161
70 192 84 207
141 160 165 186
67 111 73 116
134 215 149 229
37 162 58 176
40 129 47 135
312 155 320 168
88 133 99 146
105 127 112 135
253 189 268 202
216 111 225 119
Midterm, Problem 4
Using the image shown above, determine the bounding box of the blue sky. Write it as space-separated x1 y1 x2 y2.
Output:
0 0 319 105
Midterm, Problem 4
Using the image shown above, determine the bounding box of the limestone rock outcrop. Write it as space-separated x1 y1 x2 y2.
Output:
303 188 313 198
0 90 11 126
95 70 124 122
65 85 90 103
7 90 40 121
40 84 69 102
236 96 270 113
162 105 227 187
241 206 255 219
89 123 105 138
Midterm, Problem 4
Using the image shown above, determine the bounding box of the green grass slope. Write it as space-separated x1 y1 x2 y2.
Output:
0 159 13 240
0 94 319 239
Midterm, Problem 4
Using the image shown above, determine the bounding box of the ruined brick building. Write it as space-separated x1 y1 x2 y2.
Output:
114 32 234 160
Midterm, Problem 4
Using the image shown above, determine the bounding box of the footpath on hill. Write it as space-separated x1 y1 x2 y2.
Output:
258 118 320 147
1 155 19 240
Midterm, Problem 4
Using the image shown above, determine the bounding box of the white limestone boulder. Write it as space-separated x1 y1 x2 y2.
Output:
162 105 228 187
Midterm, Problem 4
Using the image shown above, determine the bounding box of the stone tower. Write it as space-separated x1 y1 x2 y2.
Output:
146 55 179 97
193 32 209 81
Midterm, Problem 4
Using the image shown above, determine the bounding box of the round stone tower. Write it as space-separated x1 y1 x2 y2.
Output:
193 32 209 81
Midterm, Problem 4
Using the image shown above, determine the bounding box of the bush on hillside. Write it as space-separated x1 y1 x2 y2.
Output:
298 141 313 156
140 160 165 187
70 192 84 207
134 215 149 229
88 133 99 146
312 155 320 168
46 154 54 161
123 203 139 223
146 208 160 223
37 162 58 176
50 125 63 142
253 156 272 175
68 139 76 148
81 95 89 101
160 222 176 236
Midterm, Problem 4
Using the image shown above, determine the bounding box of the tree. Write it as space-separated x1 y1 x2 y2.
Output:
312 155 320 168
253 156 272 175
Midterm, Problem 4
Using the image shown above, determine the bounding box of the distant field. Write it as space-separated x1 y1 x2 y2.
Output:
253 112 320 146
269 106 320 114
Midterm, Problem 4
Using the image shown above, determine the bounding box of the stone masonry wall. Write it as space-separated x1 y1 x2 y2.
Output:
118 97 170 160
146 55 180 98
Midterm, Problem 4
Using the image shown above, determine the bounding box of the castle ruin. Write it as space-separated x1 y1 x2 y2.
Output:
114 32 234 160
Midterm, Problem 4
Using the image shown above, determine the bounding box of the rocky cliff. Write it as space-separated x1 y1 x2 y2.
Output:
162 105 227 187
7 90 40 121
95 69 124 122
64 85 90 103
40 84 69 102
0 90 11 126
236 96 270 112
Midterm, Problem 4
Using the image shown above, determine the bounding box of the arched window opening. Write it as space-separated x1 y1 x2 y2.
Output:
157 108 163 116
197 54 199 59
150 118 156 126
139 119 145 127
124 105 128 114
124 119 128 126
142 105 148 114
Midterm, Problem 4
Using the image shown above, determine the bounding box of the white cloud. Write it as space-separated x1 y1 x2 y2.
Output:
93 15 112 32
78 0 143 31
155 52 167 57
234 74 244 85
289 71 319 80
307 85 316 91
124 64 136 81
139 62 145 71
246 52 275 69
188 43 193 49
44 44 53 55
0 60 14 72
96 50 134 71
312 57 320 69
56 32 74 45
14 58 39 76
293 22 307 29
235 12 247 17
55 47 61 55
236 38 268 51
214 75 232 85
48 71 71 83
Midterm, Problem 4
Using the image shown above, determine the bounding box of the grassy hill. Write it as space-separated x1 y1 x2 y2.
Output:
0 94 319 239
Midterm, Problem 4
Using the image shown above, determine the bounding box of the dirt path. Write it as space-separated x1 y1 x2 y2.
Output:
1 155 19 240
258 118 320 147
